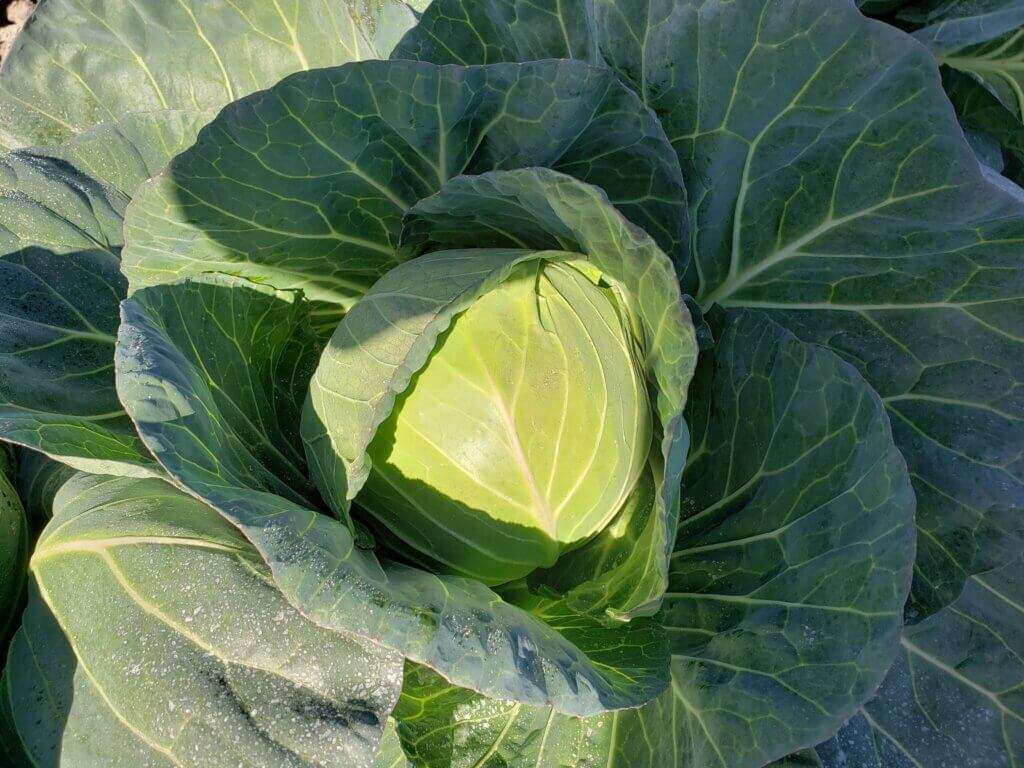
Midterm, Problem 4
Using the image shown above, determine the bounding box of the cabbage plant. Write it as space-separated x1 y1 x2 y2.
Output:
0 0 1021 767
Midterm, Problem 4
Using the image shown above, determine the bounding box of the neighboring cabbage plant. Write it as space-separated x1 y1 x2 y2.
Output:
0 1 1020 768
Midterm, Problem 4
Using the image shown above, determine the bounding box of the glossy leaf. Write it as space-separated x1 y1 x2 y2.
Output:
400 0 1024 621
122 58 688 316
0 0 422 149
117 273 668 716
118 274 323 510
5 472 404 768
811 556 1024 767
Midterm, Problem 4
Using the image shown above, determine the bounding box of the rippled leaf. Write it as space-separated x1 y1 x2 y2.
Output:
391 0 601 65
0 0 431 477
5 472 404 768
668 0 1024 619
119 274 322 510
122 58 688 317
0 104 222 479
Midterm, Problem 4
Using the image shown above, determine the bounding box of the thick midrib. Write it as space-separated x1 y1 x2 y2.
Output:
466 334 557 537
32 534 251 562
700 186 956 308
491 384 556 536
901 637 1023 722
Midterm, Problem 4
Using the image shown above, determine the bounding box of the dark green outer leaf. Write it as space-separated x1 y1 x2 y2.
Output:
6 473 404 768
964 126 1007 172
0 0 422 149
616 308 916 768
117 274 322 511
811 555 1024 767
122 58 689 315
14 448 76 528
909 1 1024 162
908 1 1024 188
0 450 26 643
399 0 1024 621
0 675 32 768
0 150 158 477
857 0 911 15
391 0 602 65
769 751 823 768
117 273 668 716
0 108 214 479
0 0 425 479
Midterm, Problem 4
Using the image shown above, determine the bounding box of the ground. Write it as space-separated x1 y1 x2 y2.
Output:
0 0 34 66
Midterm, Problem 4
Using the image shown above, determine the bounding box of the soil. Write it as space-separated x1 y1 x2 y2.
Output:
0 0 35 66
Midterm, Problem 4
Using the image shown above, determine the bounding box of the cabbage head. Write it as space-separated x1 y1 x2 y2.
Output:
356 259 652 583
